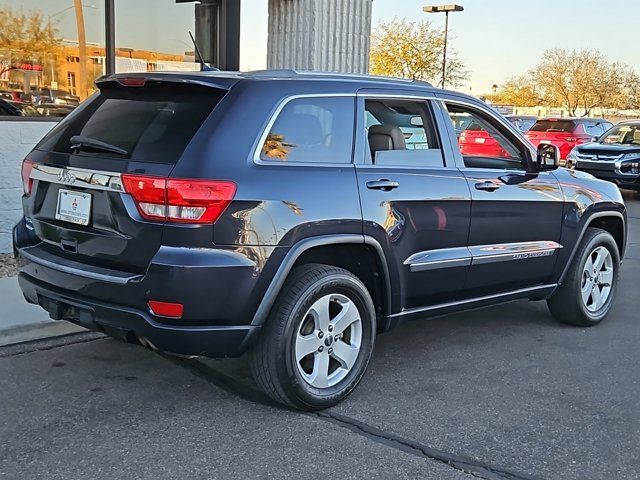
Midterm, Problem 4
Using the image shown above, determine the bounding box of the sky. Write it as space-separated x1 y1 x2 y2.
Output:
3 0 640 95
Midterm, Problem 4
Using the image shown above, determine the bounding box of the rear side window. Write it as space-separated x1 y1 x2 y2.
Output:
36 81 225 163
364 98 443 167
260 97 354 164
530 120 577 133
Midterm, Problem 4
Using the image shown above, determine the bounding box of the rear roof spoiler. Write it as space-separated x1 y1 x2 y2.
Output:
95 72 240 91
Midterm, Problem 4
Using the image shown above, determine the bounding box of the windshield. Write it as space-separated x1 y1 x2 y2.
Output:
530 120 577 133
600 124 640 145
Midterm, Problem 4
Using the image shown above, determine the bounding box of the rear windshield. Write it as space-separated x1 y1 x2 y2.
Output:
530 120 577 133
36 81 225 163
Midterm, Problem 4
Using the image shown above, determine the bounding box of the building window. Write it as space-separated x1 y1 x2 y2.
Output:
67 72 77 96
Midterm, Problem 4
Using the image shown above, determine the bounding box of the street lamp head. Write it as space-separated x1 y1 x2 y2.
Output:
423 4 464 13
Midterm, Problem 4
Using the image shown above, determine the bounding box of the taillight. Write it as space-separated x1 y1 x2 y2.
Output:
121 175 236 224
21 158 34 196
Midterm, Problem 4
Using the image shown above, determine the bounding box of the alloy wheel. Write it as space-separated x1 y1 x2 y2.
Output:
294 293 363 388
580 246 614 313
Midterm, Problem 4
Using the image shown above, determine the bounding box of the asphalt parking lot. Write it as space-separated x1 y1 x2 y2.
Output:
1 192 638 480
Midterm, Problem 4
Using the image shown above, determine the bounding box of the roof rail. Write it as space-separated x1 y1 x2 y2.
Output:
241 69 432 87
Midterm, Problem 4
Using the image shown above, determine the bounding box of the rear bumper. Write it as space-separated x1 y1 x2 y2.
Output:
18 272 259 357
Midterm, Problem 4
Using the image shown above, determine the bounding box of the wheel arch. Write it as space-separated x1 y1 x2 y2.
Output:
557 210 626 285
250 235 394 332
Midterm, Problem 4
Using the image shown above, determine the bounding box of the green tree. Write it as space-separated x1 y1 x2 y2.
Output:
369 19 468 87
485 75 541 107
0 7 61 77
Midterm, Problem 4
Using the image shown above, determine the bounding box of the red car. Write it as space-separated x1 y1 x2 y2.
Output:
458 122 510 158
525 118 612 161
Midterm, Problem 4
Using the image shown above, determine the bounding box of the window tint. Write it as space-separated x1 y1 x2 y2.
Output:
445 103 525 170
37 82 224 164
530 120 577 133
601 123 640 145
260 97 354 164
584 122 605 137
364 99 443 167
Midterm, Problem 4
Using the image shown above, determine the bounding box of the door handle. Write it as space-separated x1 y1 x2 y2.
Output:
474 181 501 192
366 179 399 191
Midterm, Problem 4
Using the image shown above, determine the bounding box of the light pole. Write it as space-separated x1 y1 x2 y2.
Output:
423 4 464 89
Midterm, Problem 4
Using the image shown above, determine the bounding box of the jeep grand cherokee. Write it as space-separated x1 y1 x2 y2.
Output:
14 70 627 410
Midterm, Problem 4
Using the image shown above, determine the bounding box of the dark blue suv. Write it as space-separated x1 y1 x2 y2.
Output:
14 70 627 409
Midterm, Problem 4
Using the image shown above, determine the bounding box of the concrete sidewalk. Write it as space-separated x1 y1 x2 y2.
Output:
0 276 85 346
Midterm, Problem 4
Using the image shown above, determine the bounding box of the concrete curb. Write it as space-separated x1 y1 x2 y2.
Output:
0 320 87 347
0 275 86 346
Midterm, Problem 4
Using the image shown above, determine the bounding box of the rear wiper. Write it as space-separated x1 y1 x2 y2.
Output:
70 135 128 156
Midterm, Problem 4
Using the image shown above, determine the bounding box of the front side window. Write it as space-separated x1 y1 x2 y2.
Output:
445 103 526 170
364 99 443 167
260 97 354 164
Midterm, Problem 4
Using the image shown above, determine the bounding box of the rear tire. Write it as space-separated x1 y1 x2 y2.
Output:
250 264 376 410
547 227 619 326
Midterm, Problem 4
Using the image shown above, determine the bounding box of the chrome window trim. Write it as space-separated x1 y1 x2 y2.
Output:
251 93 357 167
357 93 437 101
358 93 450 169
404 240 562 272
30 164 124 192
252 92 443 168
437 97 538 164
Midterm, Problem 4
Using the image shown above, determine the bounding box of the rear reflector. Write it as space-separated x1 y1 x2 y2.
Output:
121 175 236 224
21 158 34 196
148 300 183 318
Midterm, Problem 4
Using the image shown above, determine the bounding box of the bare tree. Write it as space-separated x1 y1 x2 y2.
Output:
532 49 634 116
369 19 468 87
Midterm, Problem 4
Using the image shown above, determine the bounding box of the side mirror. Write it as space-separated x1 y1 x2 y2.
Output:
536 144 559 171
410 116 424 127
591 136 598 142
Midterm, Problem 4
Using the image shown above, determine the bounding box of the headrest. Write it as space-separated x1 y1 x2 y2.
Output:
368 124 406 156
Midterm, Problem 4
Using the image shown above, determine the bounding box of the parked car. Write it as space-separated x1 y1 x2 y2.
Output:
0 99 40 117
39 88 80 106
0 98 21 116
0 90 23 102
14 71 627 410
505 115 537 132
567 120 640 192
35 103 75 118
525 118 613 162
458 121 510 158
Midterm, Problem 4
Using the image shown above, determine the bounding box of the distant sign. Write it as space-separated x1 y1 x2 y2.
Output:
492 105 515 115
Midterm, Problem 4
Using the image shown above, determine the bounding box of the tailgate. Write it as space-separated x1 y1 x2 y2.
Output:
22 78 227 274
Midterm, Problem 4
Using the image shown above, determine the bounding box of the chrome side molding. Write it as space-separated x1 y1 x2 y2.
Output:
405 241 562 272
470 241 562 265
30 164 124 193
404 247 472 272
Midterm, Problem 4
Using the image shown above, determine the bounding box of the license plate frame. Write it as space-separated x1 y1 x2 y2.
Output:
55 189 92 226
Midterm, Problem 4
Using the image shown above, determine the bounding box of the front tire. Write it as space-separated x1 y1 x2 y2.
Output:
547 227 620 326
250 264 376 410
